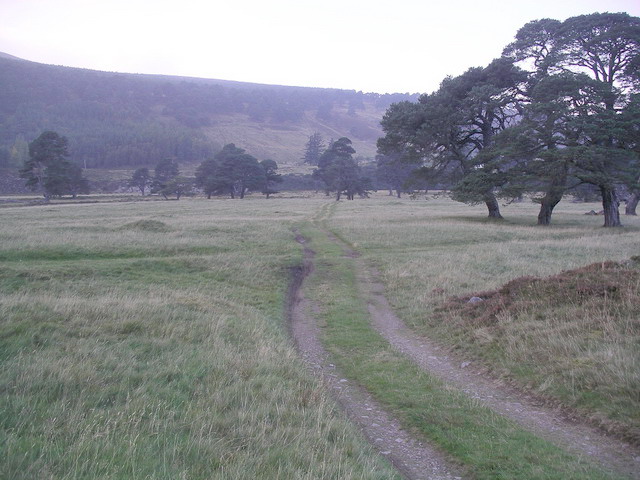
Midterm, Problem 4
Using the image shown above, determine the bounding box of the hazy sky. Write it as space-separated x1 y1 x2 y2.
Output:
1 0 639 94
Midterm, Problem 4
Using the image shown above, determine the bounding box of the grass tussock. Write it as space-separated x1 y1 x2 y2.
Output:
118 219 174 232
435 259 640 442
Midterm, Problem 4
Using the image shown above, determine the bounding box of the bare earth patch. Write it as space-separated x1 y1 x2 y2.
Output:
433 259 640 444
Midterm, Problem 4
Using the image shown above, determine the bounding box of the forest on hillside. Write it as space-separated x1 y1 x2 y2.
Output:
0 55 416 169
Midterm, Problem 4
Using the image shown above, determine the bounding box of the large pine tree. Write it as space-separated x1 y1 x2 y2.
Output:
20 131 89 200
302 133 325 165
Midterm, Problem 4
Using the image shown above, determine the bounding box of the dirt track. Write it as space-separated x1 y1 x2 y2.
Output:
288 232 464 480
288 219 640 479
356 255 640 479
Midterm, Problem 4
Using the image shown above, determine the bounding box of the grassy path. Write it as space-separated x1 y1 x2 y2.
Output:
289 230 461 480
298 201 630 480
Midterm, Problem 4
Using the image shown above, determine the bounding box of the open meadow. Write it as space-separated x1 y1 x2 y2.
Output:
1 192 638 479
0 196 399 480
328 195 640 439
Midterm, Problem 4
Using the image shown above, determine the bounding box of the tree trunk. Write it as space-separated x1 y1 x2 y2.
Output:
396 189 401 198
537 202 553 225
601 186 622 227
484 192 503 219
625 190 639 215
537 178 566 225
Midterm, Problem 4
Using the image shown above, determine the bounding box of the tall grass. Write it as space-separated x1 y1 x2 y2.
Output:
328 194 640 435
0 197 398 479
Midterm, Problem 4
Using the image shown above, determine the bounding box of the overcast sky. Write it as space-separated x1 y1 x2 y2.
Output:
1 0 639 94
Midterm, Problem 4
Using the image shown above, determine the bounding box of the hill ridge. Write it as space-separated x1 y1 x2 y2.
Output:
0 52 418 170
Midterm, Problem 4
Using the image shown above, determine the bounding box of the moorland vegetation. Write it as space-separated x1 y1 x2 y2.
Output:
2 10 640 480
0 53 414 170
1 195 638 479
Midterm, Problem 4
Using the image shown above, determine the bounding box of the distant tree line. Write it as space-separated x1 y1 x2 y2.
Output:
18 131 287 201
20 130 374 202
376 12 640 226
125 144 283 200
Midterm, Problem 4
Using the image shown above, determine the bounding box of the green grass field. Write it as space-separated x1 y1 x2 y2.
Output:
1 193 638 478
0 197 398 479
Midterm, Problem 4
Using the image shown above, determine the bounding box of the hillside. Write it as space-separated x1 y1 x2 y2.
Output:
0 53 417 173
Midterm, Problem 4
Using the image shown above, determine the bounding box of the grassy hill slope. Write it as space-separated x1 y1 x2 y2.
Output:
0 53 416 172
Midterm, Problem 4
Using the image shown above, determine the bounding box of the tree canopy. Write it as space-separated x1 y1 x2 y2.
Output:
314 137 369 200
378 11 640 226
152 159 180 199
195 158 221 199
213 144 265 199
20 131 89 200
302 133 325 165
129 167 151 196
195 144 280 199
260 159 283 198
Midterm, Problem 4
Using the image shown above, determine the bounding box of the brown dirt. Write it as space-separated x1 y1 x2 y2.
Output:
438 260 640 331
288 231 465 480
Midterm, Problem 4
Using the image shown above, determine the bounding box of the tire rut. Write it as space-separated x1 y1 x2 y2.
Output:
321 223 640 479
288 231 465 480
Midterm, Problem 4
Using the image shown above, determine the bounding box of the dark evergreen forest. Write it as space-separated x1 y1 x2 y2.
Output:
0 54 416 169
